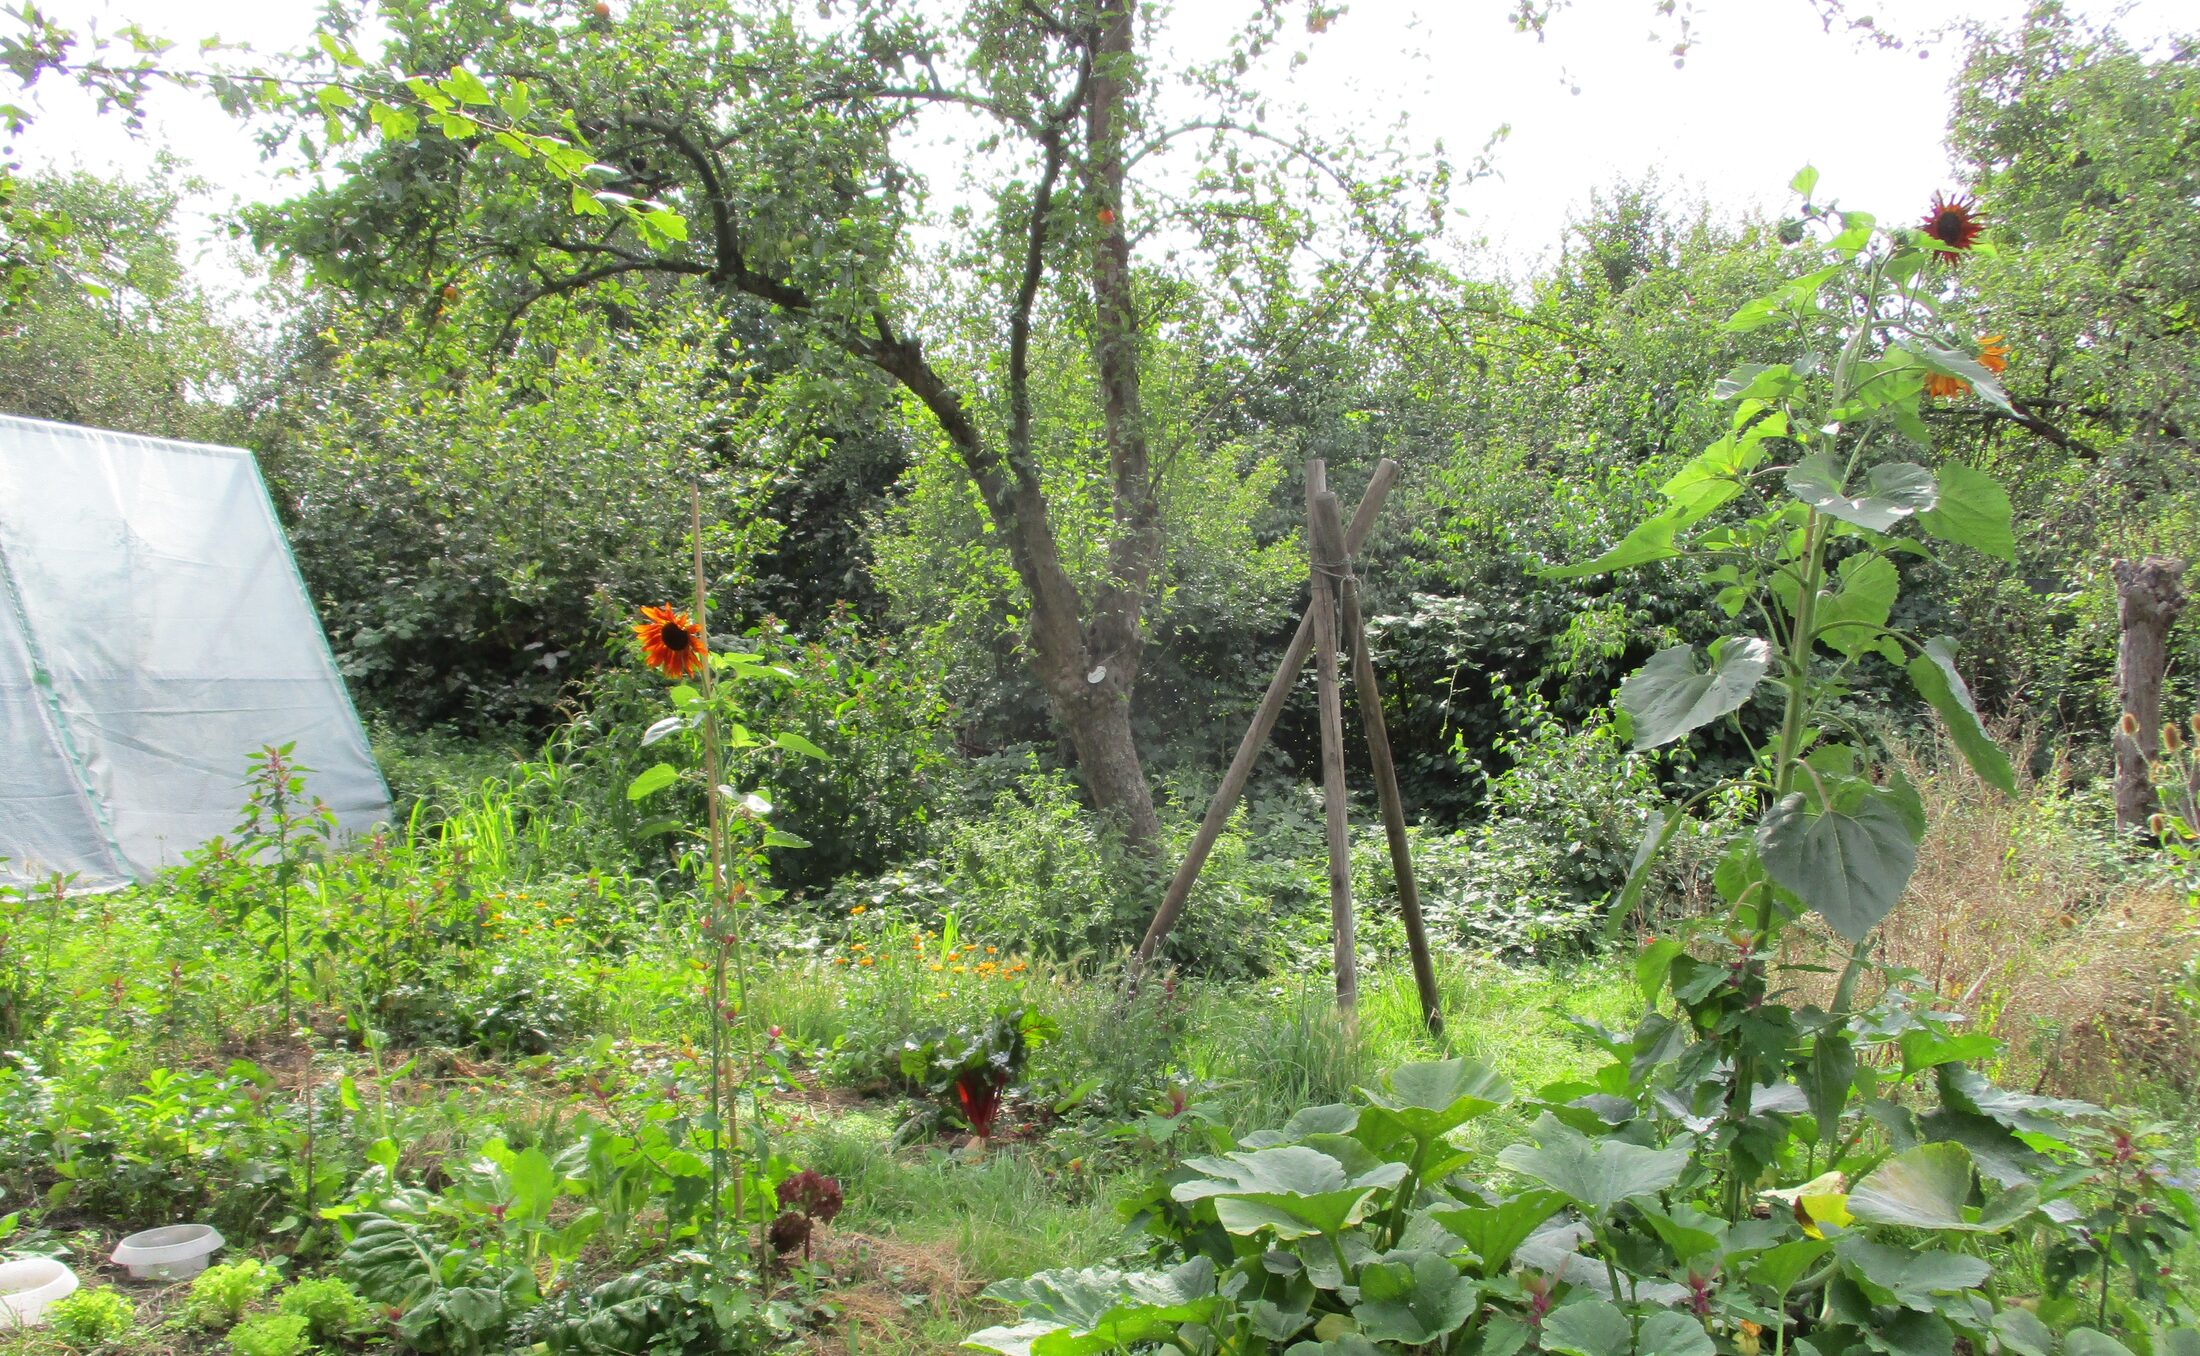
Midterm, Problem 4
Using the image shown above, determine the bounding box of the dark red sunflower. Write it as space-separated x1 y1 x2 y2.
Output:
634 605 706 678
1919 191 1983 263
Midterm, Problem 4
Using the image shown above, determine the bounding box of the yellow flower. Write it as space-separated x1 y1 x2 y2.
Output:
952 965 966 974
929 963 944 972
985 946 998 954
851 904 867 915
860 957 874 966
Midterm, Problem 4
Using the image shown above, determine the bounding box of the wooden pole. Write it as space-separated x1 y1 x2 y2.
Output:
1307 471 1356 1009
1339 564 1443 1036
1132 460 1399 968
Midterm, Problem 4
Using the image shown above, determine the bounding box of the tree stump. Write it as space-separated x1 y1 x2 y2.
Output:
2112 556 2189 835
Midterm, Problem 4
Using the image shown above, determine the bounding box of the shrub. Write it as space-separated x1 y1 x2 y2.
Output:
188 1258 277 1328
48 1287 134 1348
227 1312 313 1356
277 1275 376 1343
1403 688 1719 957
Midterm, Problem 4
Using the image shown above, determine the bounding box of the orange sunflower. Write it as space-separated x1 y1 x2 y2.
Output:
1920 191 1983 263
634 605 707 678
1923 335 2011 400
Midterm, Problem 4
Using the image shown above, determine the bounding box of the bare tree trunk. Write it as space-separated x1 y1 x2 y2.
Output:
2113 556 2188 835
1075 0 1164 848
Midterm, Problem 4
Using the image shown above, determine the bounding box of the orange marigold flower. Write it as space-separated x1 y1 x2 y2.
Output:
850 904 867 915
634 605 707 678
1923 372 1970 399
860 957 874 966
1920 190 1983 263
1977 335 2008 375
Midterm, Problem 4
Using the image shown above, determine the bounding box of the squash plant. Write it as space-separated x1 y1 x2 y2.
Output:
967 1057 2195 1356
964 181 2199 1356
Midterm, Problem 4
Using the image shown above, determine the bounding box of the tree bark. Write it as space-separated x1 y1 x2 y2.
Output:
1073 0 1164 847
2113 556 2189 835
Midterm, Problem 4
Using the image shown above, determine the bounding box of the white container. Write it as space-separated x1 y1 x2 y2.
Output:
0 1257 79 1328
109 1224 223 1280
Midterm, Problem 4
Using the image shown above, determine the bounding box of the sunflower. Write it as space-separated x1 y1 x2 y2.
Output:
1920 191 1983 263
634 605 706 678
1923 371 1970 399
1977 334 2008 375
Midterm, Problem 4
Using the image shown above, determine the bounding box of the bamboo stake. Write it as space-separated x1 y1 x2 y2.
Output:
1132 459 1399 969
1308 469 1356 1010
1339 566 1443 1036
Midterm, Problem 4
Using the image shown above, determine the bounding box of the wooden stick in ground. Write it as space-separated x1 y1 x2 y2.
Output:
1307 473 1356 1009
1131 459 1399 971
1339 562 1443 1037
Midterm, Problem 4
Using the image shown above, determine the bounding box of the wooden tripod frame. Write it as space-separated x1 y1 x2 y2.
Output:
1134 457 1444 1035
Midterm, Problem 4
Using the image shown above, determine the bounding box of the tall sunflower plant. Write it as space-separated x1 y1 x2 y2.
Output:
1538 171 2197 1332
626 562 829 1267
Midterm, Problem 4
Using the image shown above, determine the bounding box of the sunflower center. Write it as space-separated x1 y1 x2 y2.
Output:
1929 209 1965 241
661 624 692 652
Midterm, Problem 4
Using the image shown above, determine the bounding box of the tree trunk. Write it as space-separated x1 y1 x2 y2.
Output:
2112 556 2188 835
1055 681 1161 845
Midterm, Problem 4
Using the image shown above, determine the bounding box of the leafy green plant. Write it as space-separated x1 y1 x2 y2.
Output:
227 1312 313 1356
277 1274 377 1344
189 1258 278 1328
47 1286 134 1348
898 1002 1058 1139
972 1056 2198 1356
233 744 337 1027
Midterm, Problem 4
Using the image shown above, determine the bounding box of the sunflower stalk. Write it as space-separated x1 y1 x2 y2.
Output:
686 484 762 1275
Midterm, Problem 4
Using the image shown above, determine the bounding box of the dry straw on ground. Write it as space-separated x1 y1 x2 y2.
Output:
1780 733 2195 1102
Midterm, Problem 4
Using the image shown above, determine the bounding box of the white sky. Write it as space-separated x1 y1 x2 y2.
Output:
12 0 2190 286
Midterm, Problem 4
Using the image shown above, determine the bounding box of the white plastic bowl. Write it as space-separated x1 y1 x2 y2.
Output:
110 1224 223 1280
0 1257 79 1328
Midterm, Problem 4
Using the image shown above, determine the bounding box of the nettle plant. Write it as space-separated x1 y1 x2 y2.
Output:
964 181 2199 1356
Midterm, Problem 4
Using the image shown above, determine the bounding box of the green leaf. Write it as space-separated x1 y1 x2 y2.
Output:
1897 1029 1999 1076
1933 1066 2096 1139
1495 1114 1690 1215
969 1260 1219 1356
1755 785 1919 943
1803 1035 1856 1146
2064 1332 2137 1356
1617 638 1772 751
1638 1312 1716 1356
1905 638 2016 796
1746 1238 1830 1295
1916 461 2014 561
1427 1189 1567 1275
1172 1147 1406 1239
1790 165 1820 198
1351 1253 1479 1344
638 205 690 243
1834 1237 1988 1311
1805 554 1899 661
1360 1059 1511 1141
443 65 493 106
626 763 678 801
1787 455 1938 533
1914 344 2016 416
1989 1309 2054 1356
1541 1299 1630 1356
1541 509 1686 580
772 731 828 759
1848 1144 2008 1231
